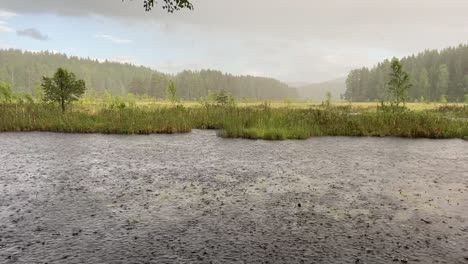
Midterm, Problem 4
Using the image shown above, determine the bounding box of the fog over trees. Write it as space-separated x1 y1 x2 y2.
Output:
0 49 297 101
344 44 468 102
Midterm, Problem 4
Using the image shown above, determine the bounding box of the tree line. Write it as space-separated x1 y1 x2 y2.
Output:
0 49 297 101
127 69 296 101
344 44 468 102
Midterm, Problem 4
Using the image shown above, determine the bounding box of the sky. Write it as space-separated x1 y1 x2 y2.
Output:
1 0 468 83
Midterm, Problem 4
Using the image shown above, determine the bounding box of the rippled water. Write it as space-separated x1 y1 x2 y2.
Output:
0 131 467 263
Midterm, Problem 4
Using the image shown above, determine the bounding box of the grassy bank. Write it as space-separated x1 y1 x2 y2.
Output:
0 104 192 134
0 103 467 140
218 108 468 139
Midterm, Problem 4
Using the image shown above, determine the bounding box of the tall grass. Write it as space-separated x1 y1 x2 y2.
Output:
217 107 468 139
0 103 467 139
0 103 191 134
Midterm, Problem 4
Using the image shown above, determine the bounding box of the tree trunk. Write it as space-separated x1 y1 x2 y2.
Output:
61 98 65 113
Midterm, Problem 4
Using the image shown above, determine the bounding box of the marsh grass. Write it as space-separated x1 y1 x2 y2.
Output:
0 102 467 140
0 103 191 134
218 107 468 139
433 105 468 118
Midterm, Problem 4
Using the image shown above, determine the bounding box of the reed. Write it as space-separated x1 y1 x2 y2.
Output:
0 103 467 140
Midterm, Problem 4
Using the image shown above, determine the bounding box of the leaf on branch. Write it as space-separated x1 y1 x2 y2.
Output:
143 0 193 12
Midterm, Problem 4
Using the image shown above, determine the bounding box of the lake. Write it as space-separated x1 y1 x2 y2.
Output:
0 130 467 263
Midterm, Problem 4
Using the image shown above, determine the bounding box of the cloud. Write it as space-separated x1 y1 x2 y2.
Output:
0 10 15 33
94 34 133 44
16 28 49 41
0 27 12 33
0 1 143 18
0 21 14 32
2 0 468 82
2 0 467 42
0 9 17 18
111 56 138 64
0 9 16 33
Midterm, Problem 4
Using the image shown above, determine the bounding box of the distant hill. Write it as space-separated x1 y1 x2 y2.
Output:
293 77 346 102
0 49 297 101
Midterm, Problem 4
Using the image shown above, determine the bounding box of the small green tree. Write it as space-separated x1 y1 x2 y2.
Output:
41 68 86 112
214 90 229 104
324 91 332 107
440 95 448 104
34 84 44 103
166 81 178 103
0 82 13 103
126 93 137 108
14 93 34 105
418 68 430 100
104 89 114 107
388 58 411 108
437 64 449 99
110 96 126 110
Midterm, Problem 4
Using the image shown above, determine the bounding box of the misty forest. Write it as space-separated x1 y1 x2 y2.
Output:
344 44 468 102
0 49 296 101
0 0 467 263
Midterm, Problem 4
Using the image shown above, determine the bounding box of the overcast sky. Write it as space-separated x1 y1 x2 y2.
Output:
1 0 468 83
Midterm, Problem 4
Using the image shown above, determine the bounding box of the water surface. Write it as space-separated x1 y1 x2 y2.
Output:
1 131 467 263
